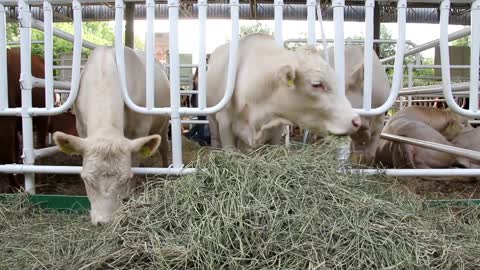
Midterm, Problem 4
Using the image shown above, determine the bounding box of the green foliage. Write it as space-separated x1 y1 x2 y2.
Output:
6 22 145 58
239 22 273 38
451 36 470 47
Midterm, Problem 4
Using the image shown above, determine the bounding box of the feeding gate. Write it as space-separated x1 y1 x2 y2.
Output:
0 0 479 209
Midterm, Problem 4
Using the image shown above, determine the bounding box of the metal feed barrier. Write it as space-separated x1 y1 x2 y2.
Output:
0 0 480 197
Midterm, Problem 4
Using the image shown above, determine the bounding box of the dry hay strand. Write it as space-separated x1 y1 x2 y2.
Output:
1 139 480 269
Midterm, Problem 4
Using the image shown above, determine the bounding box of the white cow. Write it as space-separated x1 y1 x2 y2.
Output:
325 46 390 166
53 46 170 225
207 34 361 151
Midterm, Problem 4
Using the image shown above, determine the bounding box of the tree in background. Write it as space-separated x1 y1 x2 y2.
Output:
451 36 470 47
6 21 145 58
239 22 273 38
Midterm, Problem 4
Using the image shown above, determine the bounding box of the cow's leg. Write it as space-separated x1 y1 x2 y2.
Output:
216 111 236 149
266 126 283 145
208 114 221 148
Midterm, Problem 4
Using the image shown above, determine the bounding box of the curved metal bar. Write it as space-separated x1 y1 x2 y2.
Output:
440 0 480 117
114 0 240 116
353 0 407 116
29 0 83 116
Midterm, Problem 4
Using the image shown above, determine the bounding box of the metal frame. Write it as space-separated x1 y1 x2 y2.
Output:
1 0 480 195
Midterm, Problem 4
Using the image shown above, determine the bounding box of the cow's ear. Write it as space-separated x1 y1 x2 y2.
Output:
347 63 364 89
130 135 162 158
277 65 296 89
53 132 86 155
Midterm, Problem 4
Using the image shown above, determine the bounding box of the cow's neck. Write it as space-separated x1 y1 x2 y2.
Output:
234 104 291 146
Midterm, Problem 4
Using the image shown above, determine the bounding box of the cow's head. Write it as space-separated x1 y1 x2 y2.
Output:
343 63 384 166
53 132 161 225
272 45 361 136
442 108 474 140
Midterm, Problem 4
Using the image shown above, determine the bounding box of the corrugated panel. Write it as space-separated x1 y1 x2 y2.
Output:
4 4 471 25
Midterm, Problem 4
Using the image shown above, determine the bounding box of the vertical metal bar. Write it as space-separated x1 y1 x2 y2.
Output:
332 0 345 96
355 0 406 116
408 65 413 106
316 1 329 62
29 0 83 116
363 0 374 111
198 0 207 110
146 0 155 110
469 0 479 112
306 0 316 45
274 0 283 45
274 0 289 146
18 0 35 193
43 0 54 110
439 0 470 115
0 3 8 110
168 0 183 168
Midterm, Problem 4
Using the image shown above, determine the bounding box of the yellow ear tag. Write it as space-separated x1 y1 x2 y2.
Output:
59 144 76 155
139 146 153 158
287 79 294 87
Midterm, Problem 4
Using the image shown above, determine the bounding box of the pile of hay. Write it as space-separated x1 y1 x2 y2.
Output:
1 140 480 269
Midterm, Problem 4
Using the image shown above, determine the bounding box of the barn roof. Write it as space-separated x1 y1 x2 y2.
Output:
1 1 473 25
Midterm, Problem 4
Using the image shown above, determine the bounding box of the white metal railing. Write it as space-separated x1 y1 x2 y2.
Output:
114 0 239 169
2 0 480 194
440 0 480 117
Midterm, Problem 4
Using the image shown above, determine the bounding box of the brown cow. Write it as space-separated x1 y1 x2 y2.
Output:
375 106 470 169
48 111 78 136
0 48 48 192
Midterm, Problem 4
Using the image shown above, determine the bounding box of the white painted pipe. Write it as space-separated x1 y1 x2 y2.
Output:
173 119 209 124
0 165 197 175
115 0 239 117
34 146 60 158
284 38 417 48
0 3 8 110
7 40 44 45
18 0 35 194
145 0 155 110
332 0 345 96
29 0 82 116
168 0 183 169
274 0 290 147
469 0 480 112
381 26 471 64
306 0 316 45
381 133 480 161
407 65 413 106
363 0 374 112
31 19 97 50
399 82 478 96
316 1 329 62
355 0 406 116
346 168 480 177
440 0 480 117
33 78 71 90
274 0 283 45
198 0 207 110
43 0 54 110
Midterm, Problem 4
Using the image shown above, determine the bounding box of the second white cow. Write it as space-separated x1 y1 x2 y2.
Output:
207 34 361 151
325 46 390 166
53 46 170 225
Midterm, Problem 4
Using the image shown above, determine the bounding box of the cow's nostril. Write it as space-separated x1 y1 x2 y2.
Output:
352 117 361 128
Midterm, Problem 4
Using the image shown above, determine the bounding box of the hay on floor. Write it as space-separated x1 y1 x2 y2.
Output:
1 140 480 270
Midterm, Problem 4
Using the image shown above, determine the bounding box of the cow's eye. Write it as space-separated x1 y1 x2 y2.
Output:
311 82 325 90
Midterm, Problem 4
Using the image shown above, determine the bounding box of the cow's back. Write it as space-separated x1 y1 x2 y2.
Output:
207 34 294 108
75 47 169 139
326 46 389 108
